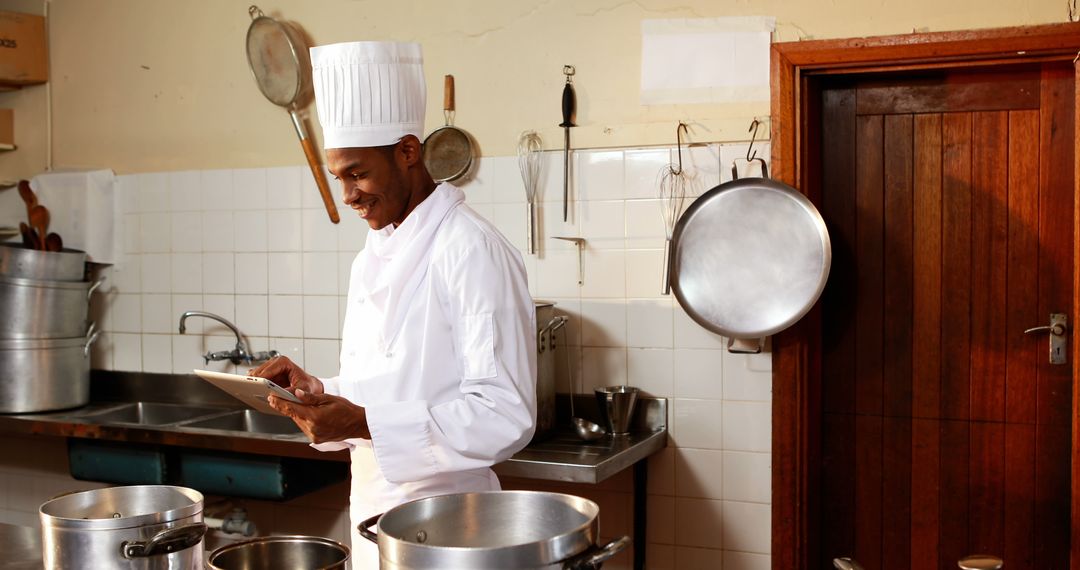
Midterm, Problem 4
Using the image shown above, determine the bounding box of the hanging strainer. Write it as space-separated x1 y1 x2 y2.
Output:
245 5 339 223
423 75 474 183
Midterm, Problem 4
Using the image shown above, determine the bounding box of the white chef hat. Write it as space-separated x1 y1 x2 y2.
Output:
310 41 426 149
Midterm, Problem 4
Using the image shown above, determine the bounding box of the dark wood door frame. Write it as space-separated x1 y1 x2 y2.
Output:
770 22 1080 570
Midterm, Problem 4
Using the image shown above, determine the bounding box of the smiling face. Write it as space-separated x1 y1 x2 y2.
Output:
327 138 428 230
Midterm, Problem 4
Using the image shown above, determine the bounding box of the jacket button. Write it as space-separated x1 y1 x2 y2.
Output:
385 351 393 358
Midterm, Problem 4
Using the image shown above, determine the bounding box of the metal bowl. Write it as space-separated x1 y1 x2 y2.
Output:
208 535 350 570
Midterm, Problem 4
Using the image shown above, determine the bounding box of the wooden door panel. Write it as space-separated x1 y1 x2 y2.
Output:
817 64 1074 569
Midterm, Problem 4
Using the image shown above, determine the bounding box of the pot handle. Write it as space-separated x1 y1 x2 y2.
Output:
358 513 382 544
731 157 769 181
83 324 101 357
121 522 207 558
563 535 631 569
86 276 106 300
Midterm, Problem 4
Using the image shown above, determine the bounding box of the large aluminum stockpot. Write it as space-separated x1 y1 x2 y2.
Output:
39 485 207 570
0 326 98 413
0 243 88 282
358 491 629 569
208 535 350 570
0 275 103 339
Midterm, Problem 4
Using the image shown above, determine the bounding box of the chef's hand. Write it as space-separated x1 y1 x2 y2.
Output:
248 355 323 396
268 389 371 443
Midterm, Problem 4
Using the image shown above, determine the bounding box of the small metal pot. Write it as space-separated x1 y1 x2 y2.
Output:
0 275 103 339
0 326 99 413
0 243 87 282
208 536 350 570
358 491 629 569
39 485 206 570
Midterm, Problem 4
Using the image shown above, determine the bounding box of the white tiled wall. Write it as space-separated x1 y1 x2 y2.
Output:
1 142 772 569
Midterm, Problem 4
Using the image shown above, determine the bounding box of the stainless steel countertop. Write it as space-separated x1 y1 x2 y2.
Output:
0 372 668 484
0 523 42 570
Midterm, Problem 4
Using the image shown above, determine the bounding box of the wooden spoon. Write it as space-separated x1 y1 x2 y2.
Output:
45 232 62 252
29 205 48 250
19 222 34 249
17 180 36 223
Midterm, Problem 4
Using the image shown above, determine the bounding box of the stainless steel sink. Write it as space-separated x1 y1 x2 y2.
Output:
180 409 301 435
75 402 228 425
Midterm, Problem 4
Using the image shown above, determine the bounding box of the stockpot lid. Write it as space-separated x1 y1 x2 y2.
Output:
670 175 831 339
39 485 203 530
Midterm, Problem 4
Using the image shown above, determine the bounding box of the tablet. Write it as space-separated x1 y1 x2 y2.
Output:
193 369 303 416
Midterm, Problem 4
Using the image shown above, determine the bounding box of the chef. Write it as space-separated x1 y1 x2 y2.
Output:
249 40 537 569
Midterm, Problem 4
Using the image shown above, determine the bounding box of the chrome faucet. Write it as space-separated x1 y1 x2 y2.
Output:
177 311 279 365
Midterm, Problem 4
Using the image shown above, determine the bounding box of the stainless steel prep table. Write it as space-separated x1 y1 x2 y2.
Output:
0 372 667 570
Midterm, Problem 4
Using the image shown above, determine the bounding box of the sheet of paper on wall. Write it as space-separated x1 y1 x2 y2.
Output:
640 16 775 105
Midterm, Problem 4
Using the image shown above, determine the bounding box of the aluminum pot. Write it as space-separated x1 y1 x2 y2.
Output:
0 243 87 282
358 491 629 569
208 535 350 570
39 485 206 570
0 274 103 339
0 325 98 413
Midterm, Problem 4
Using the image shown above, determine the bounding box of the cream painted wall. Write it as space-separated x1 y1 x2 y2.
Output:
0 0 1061 178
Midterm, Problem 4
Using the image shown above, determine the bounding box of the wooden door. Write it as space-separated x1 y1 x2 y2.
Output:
816 64 1074 569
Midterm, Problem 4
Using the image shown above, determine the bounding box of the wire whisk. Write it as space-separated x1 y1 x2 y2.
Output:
659 123 690 294
517 131 543 255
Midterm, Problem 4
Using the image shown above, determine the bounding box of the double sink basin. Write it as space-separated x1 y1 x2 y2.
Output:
57 401 304 438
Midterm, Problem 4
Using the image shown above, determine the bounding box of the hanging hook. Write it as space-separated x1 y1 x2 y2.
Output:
563 65 576 83
248 5 264 19
673 122 689 175
746 119 761 162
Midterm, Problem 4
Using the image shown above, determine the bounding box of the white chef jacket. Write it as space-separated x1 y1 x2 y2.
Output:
312 183 537 569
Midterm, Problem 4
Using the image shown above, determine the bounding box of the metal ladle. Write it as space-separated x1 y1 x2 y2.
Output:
555 318 605 441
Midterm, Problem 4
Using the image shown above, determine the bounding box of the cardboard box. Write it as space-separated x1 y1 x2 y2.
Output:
0 11 46 86
0 109 12 149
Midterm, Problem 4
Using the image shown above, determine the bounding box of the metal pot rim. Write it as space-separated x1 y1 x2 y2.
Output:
0 274 95 289
376 491 598 557
0 334 91 350
208 535 350 570
39 485 204 530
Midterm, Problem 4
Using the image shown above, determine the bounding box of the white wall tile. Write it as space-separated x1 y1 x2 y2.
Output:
338 252 355 295
625 249 666 299
723 551 770 570
171 294 202 333
675 546 725 570
580 347 626 393
140 213 171 253
648 446 676 495
301 165 334 209
337 212 368 253
624 148 672 200
722 401 770 453
580 299 626 347
626 298 673 348
110 294 141 333
266 166 303 209
116 174 139 214
304 339 340 377
580 249 625 298
674 497 723 549
271 337 304 367
625 199 669 249
576 150 624 201
462 156 496 204
122 213 141 255
170 212 202 253
171 253 202 294
723 451 771 504
672 398 723 449
268 253 302 294
200 169 234 211
140 253 171 293
539 200 579 247
303 296 339 339
235 253 268 295
722 501 770 554
112 257 141 292
202 295 236 326
136 173 168 213
579 200 625 249
535 251 580 298
302 253 338 296
171 334 205 374
674 349 724 400
675 448 724 499
302 209 337 252
536 150 565 205
112 333 141 371
202 211 234 252
686 144 722 193
673 306 726 349
268 296 303 337
492 155 525 204
202 253 235 294
722 351 772 402
235 295 268 337
491 203 528 251
267 209 302 252
141 334 172 373
141 294 172 334
627 348 673 398
233 211 268 252
233 168 268 209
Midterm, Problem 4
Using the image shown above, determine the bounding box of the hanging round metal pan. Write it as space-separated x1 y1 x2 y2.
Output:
669 159 831 341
